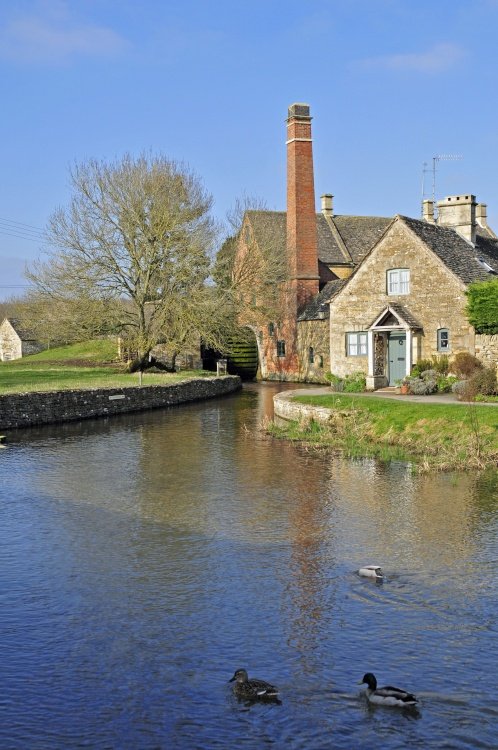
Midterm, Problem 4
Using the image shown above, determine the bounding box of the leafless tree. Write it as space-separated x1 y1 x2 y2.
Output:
26 153 221 367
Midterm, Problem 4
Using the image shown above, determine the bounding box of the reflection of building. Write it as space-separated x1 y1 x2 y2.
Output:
236 104 498 384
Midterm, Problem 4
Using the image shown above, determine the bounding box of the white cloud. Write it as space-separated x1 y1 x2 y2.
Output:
360 42 466 74
0 2 129 64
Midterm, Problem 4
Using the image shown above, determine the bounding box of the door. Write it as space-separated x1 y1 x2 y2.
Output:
387 331 406 385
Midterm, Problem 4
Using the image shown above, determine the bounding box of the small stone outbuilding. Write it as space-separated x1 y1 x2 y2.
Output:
0 318 43 361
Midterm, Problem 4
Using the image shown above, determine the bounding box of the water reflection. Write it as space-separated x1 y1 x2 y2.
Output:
1 384 498 749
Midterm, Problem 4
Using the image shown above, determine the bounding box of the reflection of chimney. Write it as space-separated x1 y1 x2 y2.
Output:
286 103 319 311
321 194 334 218
437 194 477 245
422 199 435 223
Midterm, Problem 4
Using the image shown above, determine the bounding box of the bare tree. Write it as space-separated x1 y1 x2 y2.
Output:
214 195 290 330
26 153 219 367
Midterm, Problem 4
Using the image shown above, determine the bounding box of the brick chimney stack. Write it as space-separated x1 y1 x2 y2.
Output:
286 103 319 311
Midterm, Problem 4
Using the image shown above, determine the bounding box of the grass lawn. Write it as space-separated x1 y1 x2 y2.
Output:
270 393 498 471
0 340 213 394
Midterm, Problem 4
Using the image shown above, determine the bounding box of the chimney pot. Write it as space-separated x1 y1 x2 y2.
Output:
321 194 334 217
422 199 435 223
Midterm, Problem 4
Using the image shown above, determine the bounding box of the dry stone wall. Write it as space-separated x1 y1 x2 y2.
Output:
0 376 241 431
475 334 498 368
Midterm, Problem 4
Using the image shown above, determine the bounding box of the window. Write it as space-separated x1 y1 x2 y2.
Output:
437 328 450 352
277 340 286 357
268 322 275 336
347 332 368 356
308 346 314 364
387 268 410 295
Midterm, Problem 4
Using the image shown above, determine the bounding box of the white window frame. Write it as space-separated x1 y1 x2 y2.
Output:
347 332 368 356
387 268 410 295
437 328 450 352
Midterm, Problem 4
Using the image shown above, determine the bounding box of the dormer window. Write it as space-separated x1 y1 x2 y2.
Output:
476 257 497 274
387 268 410 295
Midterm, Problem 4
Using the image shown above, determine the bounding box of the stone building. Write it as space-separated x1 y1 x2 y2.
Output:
0 318 43 361
234 104 498 385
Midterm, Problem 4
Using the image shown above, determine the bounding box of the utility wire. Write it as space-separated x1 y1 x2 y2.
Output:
0 216 45 232
0 229 44 242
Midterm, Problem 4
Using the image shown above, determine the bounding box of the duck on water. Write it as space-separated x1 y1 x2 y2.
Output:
229 669 280 702
359 673 418 707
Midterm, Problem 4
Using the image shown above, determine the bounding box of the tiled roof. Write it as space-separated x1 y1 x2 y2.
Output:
246 210 391 267
298 279 347 321
2 317 37 341
401 216 498 284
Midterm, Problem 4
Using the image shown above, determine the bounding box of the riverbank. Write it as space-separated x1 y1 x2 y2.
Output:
0 375 241 431
272 389 498 472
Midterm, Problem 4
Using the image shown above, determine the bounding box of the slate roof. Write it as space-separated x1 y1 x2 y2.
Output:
401 215 498 284
383 303 423 330
298 279 347 321
246 209 498 323
1 317 38 341
246 210 391 267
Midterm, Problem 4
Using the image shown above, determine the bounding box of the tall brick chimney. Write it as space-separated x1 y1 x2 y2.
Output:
286 103 319 311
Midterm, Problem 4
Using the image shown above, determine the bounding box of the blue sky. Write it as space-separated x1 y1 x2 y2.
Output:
1 0 498 299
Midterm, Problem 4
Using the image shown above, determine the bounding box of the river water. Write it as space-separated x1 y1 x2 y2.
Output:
1 383 498 749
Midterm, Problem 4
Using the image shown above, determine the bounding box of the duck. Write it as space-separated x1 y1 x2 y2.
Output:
359 673 418 707
358 565 384 580
229 669 279 701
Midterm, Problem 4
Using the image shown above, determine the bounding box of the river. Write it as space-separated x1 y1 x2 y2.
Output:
1 382 497 749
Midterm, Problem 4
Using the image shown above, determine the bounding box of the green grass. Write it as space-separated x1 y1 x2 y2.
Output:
0 339 212 393
18 339 119 364
269 393 498 472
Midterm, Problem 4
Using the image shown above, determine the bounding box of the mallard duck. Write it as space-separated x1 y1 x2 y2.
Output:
229 669 279 701
358 565 384 579
359 673 418 707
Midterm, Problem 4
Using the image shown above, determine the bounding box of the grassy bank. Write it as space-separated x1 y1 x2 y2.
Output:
0 340 211 394
269 393 498 472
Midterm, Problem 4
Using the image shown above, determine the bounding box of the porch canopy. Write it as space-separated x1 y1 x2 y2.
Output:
366 303 422 388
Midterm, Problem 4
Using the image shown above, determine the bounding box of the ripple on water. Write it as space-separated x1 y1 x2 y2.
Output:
0 386 497 749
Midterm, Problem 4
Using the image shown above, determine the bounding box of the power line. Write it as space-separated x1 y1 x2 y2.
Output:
0 216 45 232
0 229 44 243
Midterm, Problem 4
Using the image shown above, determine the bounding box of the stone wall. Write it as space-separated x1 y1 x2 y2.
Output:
475 334 498 368
0 376 241 431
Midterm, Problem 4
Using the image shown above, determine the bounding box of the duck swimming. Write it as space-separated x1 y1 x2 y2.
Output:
359 673 418 707
358 565 384 579
229 669 279 701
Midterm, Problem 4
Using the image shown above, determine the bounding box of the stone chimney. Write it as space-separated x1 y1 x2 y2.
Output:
286 103 319 311
422 199 435 223
321 194 334 218
437 194 477 245
476 203 489 231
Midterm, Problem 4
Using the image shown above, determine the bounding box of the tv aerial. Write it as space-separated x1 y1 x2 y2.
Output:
421 154 463 214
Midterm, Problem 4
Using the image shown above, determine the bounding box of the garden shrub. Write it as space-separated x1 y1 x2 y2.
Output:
407 376 437 395
452 380 468 399
451 352 483 378
465 278 498 334
325 372 344 391
467 367 497 396
436 375 457 393
411 359 433 377
342 371 366 393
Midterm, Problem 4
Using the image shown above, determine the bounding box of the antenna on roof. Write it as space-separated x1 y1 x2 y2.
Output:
421 154 463 218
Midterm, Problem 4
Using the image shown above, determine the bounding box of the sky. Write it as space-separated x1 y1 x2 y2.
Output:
1 0 498 300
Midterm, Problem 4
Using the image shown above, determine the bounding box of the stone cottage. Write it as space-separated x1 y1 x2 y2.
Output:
234 103 498 385
0 318 43 361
